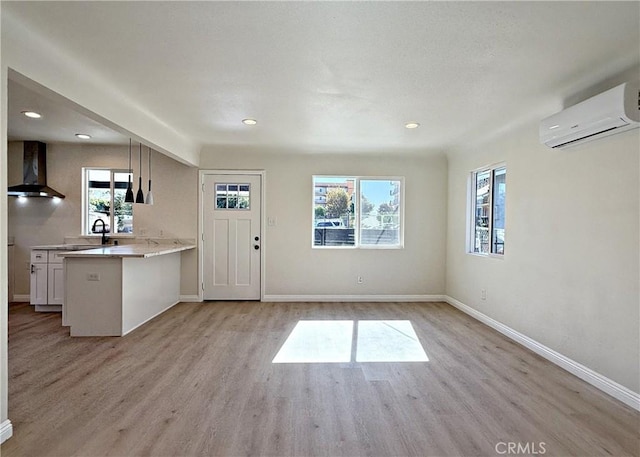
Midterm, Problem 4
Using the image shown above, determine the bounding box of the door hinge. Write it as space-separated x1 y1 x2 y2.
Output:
201 283 205 291
202 183 205 192
201 233 204 242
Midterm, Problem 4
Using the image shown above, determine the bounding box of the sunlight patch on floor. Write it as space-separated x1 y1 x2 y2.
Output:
355 320 428 362
272 320 354 363
272 320 428 364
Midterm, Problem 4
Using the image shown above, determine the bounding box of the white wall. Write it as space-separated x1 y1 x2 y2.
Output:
446 123 639 393
8 142 199 296
200 148 448 298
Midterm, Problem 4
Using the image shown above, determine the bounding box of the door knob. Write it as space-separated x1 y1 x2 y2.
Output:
254 245 260 250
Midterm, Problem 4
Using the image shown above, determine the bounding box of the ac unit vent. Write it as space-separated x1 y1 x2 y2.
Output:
540 82 639 149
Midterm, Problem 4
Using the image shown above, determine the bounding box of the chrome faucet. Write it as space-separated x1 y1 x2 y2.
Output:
91 218 110 245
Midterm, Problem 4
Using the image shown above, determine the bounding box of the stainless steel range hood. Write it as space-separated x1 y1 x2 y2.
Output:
7 141 65 198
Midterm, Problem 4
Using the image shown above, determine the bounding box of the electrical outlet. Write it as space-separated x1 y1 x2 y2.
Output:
481 289 487 300
357 276 364 284
87 273 100 281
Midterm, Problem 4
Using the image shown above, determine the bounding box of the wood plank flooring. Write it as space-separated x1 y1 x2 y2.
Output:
1 301 638 457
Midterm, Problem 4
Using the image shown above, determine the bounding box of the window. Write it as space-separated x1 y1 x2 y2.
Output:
216 183 251 210
470 165 506 255
313 176 403 248
83 168 134 235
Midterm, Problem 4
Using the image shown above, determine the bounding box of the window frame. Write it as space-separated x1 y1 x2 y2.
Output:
467 163 506 257
312 175 405 250
82 167 135 238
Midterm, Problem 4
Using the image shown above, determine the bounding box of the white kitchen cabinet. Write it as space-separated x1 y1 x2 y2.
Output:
47 263 65 304
30 249 64 311
30 250 48 306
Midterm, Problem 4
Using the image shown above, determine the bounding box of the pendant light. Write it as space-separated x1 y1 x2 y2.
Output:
135 142 145 203
124 139 134 203
145 146 154 205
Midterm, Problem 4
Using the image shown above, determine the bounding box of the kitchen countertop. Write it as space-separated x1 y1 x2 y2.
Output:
32 244 102 251
58 243 196 258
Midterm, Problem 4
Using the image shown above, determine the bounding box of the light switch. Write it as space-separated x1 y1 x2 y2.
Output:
87 273 100 281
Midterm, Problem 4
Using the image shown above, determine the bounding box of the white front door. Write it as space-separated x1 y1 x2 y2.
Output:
203 174 261 300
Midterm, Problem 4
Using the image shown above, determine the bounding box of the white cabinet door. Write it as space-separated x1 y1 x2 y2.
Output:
48 263 65 305
30 264 48 305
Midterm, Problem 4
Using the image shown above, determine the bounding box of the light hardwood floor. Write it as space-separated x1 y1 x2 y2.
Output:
2 301 638 457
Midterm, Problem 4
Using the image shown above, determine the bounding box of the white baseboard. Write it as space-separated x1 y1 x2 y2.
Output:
444 295 640 412
262 294 445 302
0 419 13 444
179 295 200 302
16 295 202 304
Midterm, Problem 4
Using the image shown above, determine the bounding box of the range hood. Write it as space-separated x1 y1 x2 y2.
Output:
7 141 65 198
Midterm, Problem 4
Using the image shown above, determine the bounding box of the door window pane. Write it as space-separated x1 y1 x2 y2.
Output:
215 183 250 210
239 185 250 209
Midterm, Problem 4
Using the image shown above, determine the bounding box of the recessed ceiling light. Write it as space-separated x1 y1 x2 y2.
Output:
405 122 420 129
242 118 257 125
22 111 42 119
75 133 92 140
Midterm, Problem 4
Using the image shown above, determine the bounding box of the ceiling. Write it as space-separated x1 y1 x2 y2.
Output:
8 79 128 145
5 1 640 155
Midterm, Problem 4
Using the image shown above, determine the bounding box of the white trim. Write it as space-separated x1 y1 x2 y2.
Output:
12 294 30 303
179 295 201 302
0 419 13 444
444 295 640 411
262 294 445 302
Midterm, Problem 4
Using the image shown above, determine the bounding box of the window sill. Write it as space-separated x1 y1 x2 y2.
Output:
312 245 404 250
467 252 505 260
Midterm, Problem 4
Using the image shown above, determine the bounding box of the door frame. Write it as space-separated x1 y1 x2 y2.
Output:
198 170 266 302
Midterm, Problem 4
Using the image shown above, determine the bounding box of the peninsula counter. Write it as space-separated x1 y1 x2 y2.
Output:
61 243 196 337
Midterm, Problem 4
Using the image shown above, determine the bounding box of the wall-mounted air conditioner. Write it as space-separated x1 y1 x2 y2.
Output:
540 81 639 149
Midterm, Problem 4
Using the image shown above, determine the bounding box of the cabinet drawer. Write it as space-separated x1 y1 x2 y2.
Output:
48 250 65 264
31 250 48 264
